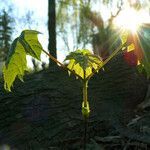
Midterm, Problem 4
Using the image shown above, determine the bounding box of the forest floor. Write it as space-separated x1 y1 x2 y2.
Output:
0 54 150 149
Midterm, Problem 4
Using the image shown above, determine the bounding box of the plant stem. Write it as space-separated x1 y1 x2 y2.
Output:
87 43 125 80
42 49 82 80
83 80 88 150
84 117 88 150
42 49 66 68
83 80 88 107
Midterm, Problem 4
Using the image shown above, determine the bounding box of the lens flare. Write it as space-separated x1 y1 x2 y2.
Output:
114 8 142 33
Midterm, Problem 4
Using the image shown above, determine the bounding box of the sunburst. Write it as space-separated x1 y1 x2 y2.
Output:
113 8 142 33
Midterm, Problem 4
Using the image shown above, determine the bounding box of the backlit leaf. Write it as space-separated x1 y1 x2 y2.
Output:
127 43 135 52
65 49 103 80
3 30 43 91
3 39 27 91
19 30 42 60
120 31 128 45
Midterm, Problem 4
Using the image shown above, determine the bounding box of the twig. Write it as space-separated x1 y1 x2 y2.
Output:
42 49 83 80
87 43 124 80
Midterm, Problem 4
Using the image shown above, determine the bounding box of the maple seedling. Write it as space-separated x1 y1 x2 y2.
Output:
1 30 125 150
3 30 126 119
3 29 148 149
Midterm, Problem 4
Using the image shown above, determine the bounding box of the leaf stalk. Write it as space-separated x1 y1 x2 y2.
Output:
87 43 125 80
42 49 83 80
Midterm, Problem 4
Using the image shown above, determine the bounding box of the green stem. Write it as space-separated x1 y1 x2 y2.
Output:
42 49 82 80
82 79 88 150
87 43 125 80
83 80 88 108
84 117 87 150
42 49 65 68
82 71 90 118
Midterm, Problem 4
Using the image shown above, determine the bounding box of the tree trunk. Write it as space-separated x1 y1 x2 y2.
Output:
48 0 57 67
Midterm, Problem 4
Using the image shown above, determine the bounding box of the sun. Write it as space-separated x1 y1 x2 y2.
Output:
113 8 142 33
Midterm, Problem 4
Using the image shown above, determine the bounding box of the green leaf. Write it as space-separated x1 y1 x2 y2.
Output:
19 30 42 60
65 49 103 80
3 38 28 91
137 26 150 77
3 30 43 91
120 31 128 45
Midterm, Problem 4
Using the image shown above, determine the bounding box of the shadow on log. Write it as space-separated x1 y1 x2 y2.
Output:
0 53 149 149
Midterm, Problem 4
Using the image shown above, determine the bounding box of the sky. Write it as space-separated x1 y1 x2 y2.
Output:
11 0 50 67
0 0 150 68
1 0 67 67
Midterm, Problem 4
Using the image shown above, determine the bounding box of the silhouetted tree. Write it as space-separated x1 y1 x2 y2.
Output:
0 9 12 61
48 0 57 67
